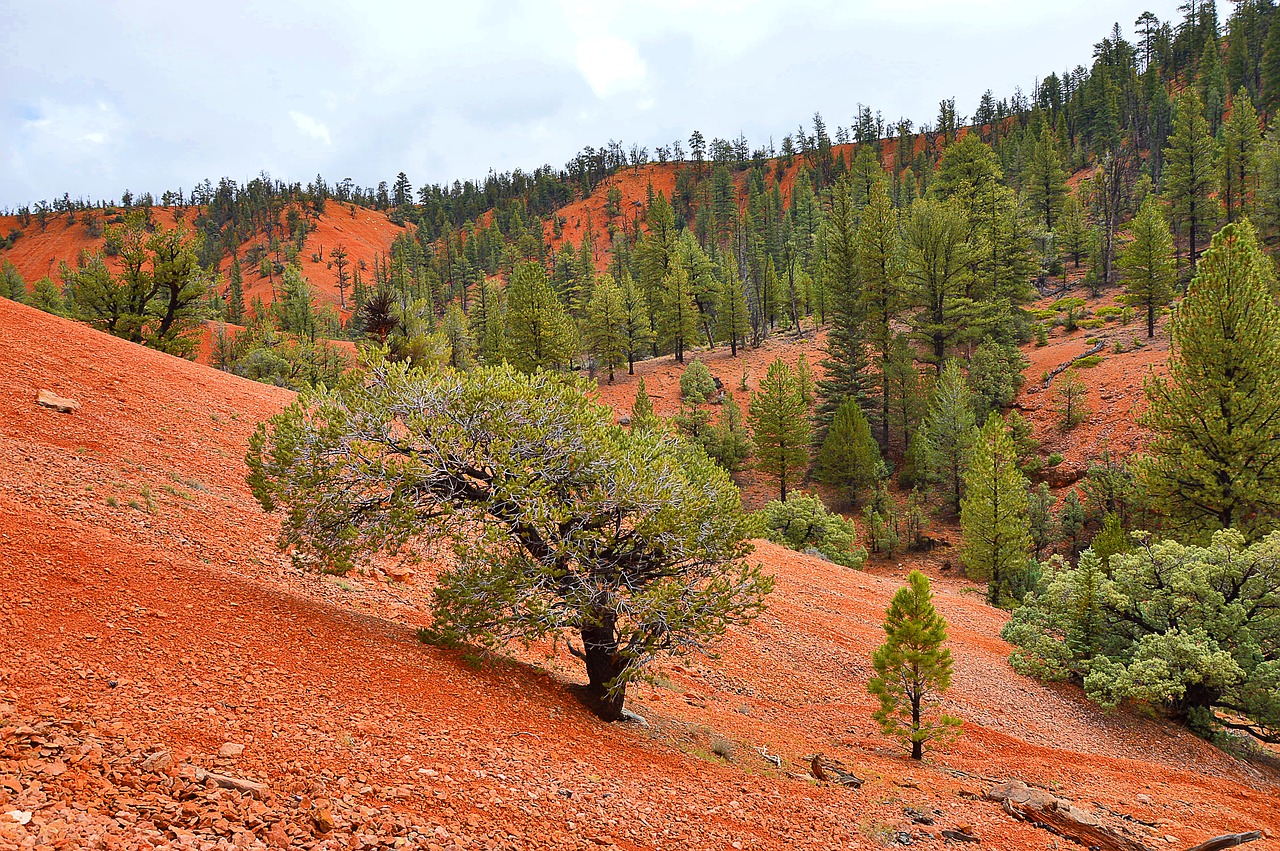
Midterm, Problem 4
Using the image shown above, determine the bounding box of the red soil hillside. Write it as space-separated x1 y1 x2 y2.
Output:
3 298 1278 849
0 203 405 318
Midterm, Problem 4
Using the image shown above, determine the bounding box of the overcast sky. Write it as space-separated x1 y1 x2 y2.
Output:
2 0 1185 209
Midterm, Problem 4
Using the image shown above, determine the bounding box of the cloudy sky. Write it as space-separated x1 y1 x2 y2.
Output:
2 0 1184 208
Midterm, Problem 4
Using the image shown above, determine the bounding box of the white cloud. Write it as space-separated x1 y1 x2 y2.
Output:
21 99 123 153
575 33 647 97
289 110 332 146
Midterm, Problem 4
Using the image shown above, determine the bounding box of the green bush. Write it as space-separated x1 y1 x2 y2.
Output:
680 359 718 402
1074 354 1103 368
757 494 867 569
1045 452 1064 467
967 339 1029 421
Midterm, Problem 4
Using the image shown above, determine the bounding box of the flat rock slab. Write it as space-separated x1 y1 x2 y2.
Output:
36 389 80 413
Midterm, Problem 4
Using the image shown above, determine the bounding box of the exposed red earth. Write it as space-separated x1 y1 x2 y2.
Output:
3 296 1278 850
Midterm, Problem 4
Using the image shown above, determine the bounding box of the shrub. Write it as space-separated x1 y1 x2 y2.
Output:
1074 354 1103 368
757 493 867 569
680 359 717 402
1045 452 1064 467
967 339 1029 421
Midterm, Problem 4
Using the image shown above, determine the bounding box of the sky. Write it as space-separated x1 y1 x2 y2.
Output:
1 0 1186 209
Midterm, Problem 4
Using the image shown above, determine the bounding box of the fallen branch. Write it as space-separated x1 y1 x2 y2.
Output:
193 768 267 799
1183 832 1263 851
753 746 781 769
807 753 862 788
1034 340 1106 392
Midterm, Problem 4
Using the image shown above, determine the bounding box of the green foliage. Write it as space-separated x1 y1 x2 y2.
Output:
1119 196 1176 338
705 391 753 473
1140 221 1280 543
1090 511 1133 570
2 259 25 302
680 359 717 402
757 494 867 570
815 397 884 503
503 260 576 373
1005 530 1280 744
1055 368 1090 429
1162 89 1220 268
30 277 67 316
868 571 961 760
925 360 976 515
960 414 1032 605
629 377 661 433
967 338 1028 421
247 361 773 721
1028 481 1055 560
1057 490 1086 556
749 358 811 501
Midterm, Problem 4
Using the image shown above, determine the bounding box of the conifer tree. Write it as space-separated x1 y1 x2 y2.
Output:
1221 87 1262 223
715 256 751 357
1200 34 1228 136
749 358 811 501
619 273 653 375
1163 90 1220 272
903 198 978 372
659 265 700 364
583 275 627 383
707 391 753 473
867 570 961 760
1140 220 1280 542
630 377 661 433
815 397 884 503
227 257 246 324
817 175 870 438
960 414 1032 604
1263 15 1280 115
503 261 576 373
1118 196 1177 337
1025 125 1069 230
442 301 472 371
470 277 505 365
858 184 903 447
925 360 976 515
1056 195 1089 269
1055 368 1090 429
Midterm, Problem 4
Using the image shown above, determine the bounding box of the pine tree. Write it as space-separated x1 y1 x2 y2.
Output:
960 414 1032 604
1057 489 1086 556
707 391 753 473
749 358 811 501
1118 196 1177 337
1028 481 1055 560
858 184 903 447
227 257 245 324
618 272 653 375
925 360 976 515
1025 125 1069 230
630 377 661 433
867 570 961 760
1057 195 1090 269
1140 220 1280 542
659 265 700 364
1263 13 1280 116
470 277 505 365
1200 33 1228 136
1055 368 1090 429
815 398 884 503
816 175 870 437
903 198 978 372
1163 89 1220 272
583 275 627 383
715 256 751 356
503 261 575 373
1221 87 1262 223
442 301 472 371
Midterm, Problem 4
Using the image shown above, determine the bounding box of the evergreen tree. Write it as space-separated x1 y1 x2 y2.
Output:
583 275 627 383
749 358 811 501
903 198 978 372
960 413 1032 604
1118 195 1177 337
858 184 904 447
716 256 751 356
1263 11 1280 115
706 391 754 473
630 378 661 433
659 264 700 364
1200 33 1228 135
2 260 25 303
470 277 505 365
925 360 976 515
503 261 575 373
867 570 961 760
1025 125 1069 230
1140 220 1280 542
1163 89 1220 272
1028 481 1055 560
442 301 473 371
1055 368 1090 429
1221 87 1262 223
1058 489 1086 556
815 397 884 503
227 257 246 325
817 175 870 437
619 273 654 375
1056 195 1090 269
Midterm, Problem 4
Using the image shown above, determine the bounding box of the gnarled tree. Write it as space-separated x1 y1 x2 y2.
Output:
247 362 772 720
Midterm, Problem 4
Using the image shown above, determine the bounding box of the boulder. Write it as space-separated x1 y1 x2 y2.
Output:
36 389 80 413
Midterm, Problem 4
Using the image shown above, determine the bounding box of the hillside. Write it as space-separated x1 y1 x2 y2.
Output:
2 297 1276 850
0 202 405 317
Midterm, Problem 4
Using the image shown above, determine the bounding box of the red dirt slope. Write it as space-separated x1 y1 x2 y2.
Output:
1 299 1277 849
